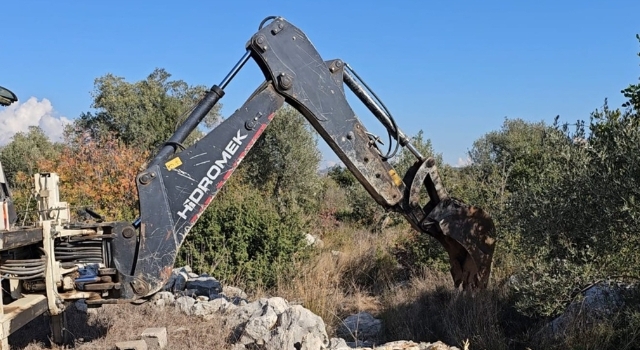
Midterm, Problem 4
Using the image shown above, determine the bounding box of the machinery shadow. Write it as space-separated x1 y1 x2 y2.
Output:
9 303 109 349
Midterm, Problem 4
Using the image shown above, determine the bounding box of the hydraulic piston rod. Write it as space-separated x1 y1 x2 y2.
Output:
343 65 424 161
148 51 252 168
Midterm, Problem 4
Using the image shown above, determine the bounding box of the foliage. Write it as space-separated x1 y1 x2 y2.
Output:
0 126 62 224
74 68 221 152
392 229 450 277
468 118 556 190
178 176 309 289
241 104 322 216
37 131 148 222
326 164 385 227
0 126 61 183
506 94 640 316
458 118 565 214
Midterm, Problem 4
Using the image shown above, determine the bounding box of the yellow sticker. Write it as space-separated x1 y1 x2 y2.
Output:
388 169 403 187
165 157 183 171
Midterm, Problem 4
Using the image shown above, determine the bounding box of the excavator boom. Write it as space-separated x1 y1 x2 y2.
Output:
0 17 496 345
115 16 496 298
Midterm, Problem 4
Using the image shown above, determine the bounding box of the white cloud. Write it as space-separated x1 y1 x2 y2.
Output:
323 160 338 168
0 97 71 145
456 156 473 167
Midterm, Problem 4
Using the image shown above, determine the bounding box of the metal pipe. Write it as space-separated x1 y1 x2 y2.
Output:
55 247 102 251
68 234 115 241
2 260 46 266
0 266 45 274
404 143 424 161
148 86 225 167
343 69 424 161
148 51 251 168
343 70 399 137
2 273 45 280
219 51 251 89
2 262 45 268
2 259 46 264
0 264 45 270
0 267 45 274
55 253 102 258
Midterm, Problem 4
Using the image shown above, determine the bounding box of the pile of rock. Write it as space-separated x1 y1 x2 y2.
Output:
148 266 460 350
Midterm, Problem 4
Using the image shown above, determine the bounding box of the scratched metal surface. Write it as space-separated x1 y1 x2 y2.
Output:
248 18 404 208
133 85 285 297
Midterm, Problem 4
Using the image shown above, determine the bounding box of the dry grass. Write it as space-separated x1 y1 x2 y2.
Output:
377 269 514 350
271 219 517 348
12 302 233 350
274 223 408 335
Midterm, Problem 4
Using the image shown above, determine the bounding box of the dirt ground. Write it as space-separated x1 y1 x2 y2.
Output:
11 302 233 350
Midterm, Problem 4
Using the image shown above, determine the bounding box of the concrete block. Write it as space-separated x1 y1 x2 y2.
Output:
141 327 168 349
115 340 148 350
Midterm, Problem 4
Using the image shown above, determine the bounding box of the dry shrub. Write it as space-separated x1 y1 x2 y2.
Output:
275 225 408 335
12 302 232 350
378 268 516 350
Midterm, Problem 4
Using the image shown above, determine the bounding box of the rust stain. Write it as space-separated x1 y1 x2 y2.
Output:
160 265 173 282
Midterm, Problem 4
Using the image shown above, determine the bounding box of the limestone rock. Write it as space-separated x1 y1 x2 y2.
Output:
222 285 248 300
141 327 167 349
263 305 330 350
175 296 196 315
336 312 382 343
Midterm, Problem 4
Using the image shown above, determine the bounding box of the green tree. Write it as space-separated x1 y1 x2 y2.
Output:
468 118 564 193
0 126 61 183
74 68 221 152
450 118 570 224
179 169 309 289
241 104 322 215
0 126 62 224
506 34 640 316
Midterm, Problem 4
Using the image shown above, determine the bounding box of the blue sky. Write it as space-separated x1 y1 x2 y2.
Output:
1 0 639 166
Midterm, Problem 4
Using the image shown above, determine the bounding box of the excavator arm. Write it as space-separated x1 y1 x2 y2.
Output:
113 16 496 299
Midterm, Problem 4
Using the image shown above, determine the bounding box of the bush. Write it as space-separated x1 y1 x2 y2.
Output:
392 229 450 277
178 177 310 289
326 165 386 228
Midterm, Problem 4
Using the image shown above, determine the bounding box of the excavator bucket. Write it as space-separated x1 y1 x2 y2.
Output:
404 158 496 290
425 198 496 289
